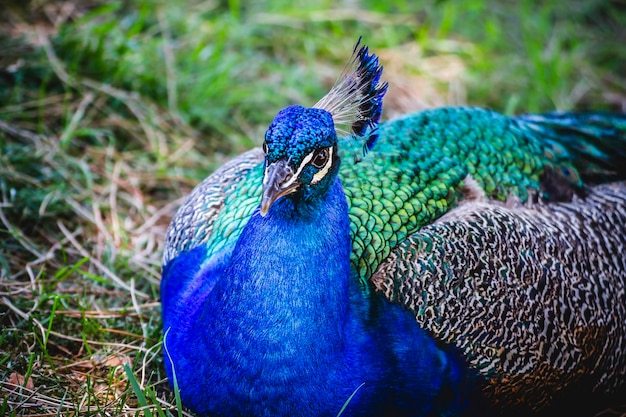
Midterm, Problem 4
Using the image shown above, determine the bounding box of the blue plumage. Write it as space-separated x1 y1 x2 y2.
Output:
161 39 626 416
349 38 388 152
161 104 479 417
161 39 483 416
264 106 336 165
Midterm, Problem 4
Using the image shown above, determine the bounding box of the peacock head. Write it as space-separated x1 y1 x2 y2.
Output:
260 38 388 217
260 105 339 215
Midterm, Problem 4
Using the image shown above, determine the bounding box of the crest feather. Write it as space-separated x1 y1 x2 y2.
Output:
314 37 388 154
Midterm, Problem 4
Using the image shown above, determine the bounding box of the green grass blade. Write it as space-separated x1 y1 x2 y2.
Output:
124 363 154 417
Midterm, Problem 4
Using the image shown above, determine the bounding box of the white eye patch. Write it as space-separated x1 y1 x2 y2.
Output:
311 146 333 185
280 152 314 189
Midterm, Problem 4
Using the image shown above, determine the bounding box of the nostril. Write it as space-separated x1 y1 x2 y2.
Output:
278 163 295 188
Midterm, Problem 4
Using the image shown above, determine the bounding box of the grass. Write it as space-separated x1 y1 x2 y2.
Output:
0 0 625 415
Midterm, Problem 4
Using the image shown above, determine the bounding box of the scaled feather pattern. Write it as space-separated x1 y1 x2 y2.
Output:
161 40 626 417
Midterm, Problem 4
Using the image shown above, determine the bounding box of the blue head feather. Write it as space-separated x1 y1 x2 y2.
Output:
259 39 387 216
314 37 388 155
264 105 337 166
350 38 388 152
261 105 341 216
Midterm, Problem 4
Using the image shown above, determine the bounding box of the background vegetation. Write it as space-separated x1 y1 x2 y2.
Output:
1 0 625 415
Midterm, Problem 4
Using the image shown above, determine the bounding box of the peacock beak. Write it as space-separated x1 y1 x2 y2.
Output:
260 160 299 216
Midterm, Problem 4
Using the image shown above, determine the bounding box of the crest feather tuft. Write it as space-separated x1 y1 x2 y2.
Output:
314 37 388 154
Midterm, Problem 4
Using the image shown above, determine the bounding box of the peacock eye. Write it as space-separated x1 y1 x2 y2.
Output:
262 141 268 154
311 148 330 169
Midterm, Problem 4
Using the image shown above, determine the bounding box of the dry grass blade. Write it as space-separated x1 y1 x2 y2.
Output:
57 222 149 299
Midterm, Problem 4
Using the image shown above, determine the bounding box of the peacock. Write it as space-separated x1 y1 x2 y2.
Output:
160 39 626 417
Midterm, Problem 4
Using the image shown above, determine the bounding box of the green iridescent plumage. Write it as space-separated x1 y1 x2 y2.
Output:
163 104 626 414
164 107 624 286
161 37 626 416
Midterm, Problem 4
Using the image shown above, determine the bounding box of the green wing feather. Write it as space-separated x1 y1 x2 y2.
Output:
163 106 626 414
164 107 626 286
163 148 264 265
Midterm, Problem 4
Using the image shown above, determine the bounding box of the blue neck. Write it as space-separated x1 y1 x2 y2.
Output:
164 177 481 416
184 178 359 415
209 177 352 350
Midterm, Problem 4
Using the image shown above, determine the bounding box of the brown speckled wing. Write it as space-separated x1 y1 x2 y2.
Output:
372 181 626 411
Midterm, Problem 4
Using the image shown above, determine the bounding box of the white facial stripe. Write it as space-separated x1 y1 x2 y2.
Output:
281 152 314 188
311 146 334 185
